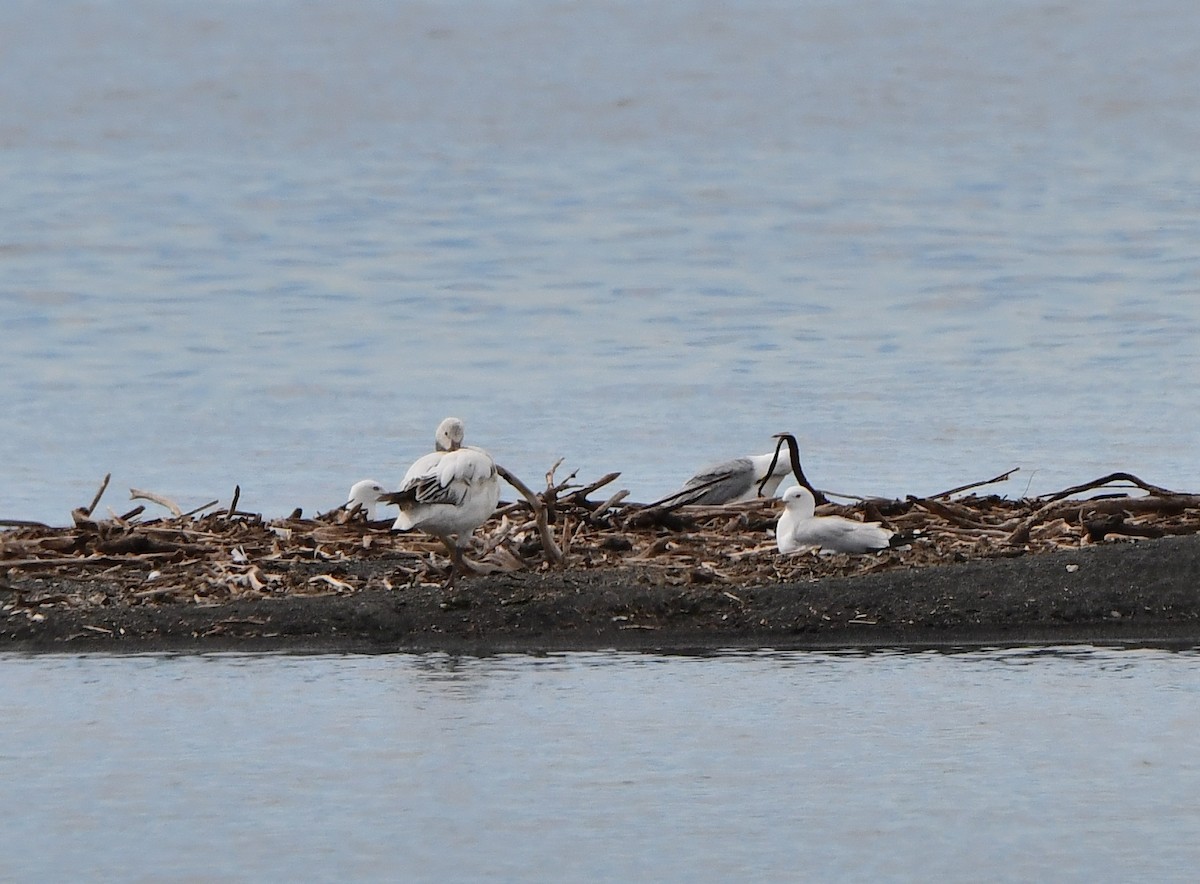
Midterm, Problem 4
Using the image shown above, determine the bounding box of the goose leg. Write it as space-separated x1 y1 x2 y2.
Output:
436 534 464 587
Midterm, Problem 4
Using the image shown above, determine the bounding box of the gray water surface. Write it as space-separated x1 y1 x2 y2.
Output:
2 0 1199 523
2 647 1198 883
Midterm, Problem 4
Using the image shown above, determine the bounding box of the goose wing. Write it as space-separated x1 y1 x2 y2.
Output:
394 447 495 508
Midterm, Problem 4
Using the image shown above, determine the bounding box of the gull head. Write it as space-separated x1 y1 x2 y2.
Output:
781 485 817 518
435 417 466 452
346 479 386 520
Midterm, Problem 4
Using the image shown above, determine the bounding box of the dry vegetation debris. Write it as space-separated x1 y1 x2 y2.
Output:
3 467 1199 623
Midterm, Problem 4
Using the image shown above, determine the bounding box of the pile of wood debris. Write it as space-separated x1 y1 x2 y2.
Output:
3 467 1199 616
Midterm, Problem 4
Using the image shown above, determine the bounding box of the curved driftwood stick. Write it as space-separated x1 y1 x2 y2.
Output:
1039 472 1177 503
496 464 564 566
930 467 1019 500
130 488 184 518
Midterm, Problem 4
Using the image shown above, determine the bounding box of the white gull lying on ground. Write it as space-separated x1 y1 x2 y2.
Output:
651 432 826 507
775 486 894 554
345 479 385 520
379 417 500 583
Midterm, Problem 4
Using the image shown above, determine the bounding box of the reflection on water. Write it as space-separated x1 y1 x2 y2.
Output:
2 647 1199 882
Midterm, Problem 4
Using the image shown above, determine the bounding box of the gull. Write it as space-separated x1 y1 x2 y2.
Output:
775 486 894 554
379 417 501 584
650 432 826 508
345 479 386 520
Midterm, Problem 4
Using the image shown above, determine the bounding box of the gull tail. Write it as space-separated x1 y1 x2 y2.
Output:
887 529 922 550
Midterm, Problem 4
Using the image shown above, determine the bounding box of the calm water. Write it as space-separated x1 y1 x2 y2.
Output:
3 6 1200 879
2 0 1199 524
2 647 1199 882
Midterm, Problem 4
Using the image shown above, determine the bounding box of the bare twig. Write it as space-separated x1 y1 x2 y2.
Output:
560 514 572 558
592 489 630 518
931 468 1019 500
548 468 580 496
1 556 141 570
564 471 622 504
85 473 112 516
0 519 54 529
182 500 220 518
478 516 517 557
908 496 994 530
226 485 241 521
544 458 566 490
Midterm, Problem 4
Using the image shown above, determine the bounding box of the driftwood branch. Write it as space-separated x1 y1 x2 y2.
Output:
496 464 564 566
1006 491 1200 546
0 519 54 529
1039 472 1177 503
182 500 220 519
592 489 629 519
563 472 622 505
908 496 993 530
931 467 1019 500
85 473 111 516
129 488 183 518
544 458 567 491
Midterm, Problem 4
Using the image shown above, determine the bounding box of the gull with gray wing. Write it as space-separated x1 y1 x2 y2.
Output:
650 432 825 508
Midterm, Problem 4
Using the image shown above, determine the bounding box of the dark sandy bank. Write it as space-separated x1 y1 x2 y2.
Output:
4 534 1199 653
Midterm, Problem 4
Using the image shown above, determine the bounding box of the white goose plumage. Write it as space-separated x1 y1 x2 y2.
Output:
380 417 500 582
775 486 894 555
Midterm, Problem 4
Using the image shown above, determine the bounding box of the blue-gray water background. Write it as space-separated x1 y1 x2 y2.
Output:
2 0 1198 523
4 647 1200 883
3 4 1200 881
